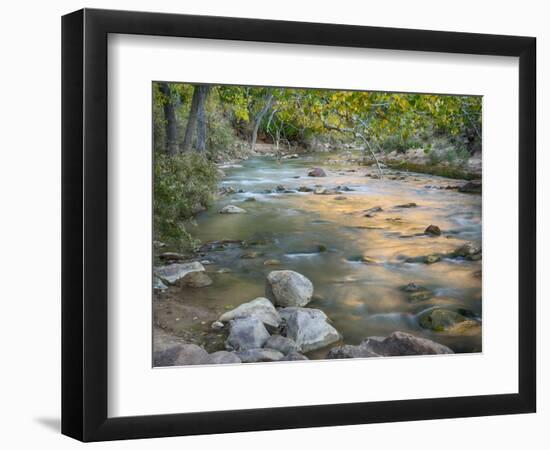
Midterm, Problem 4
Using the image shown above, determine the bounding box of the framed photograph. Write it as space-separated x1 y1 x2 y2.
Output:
62 8 536 442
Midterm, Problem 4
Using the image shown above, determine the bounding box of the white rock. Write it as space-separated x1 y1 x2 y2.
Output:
219 297 281 330
219 205 247 214
265 270 314 307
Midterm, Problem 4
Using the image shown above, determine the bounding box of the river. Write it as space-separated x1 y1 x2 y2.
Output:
166 152 482 358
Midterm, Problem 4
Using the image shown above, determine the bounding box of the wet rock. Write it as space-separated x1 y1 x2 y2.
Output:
327 331 453 358
408 290 433 302
424 224 442 236
281 307 341 352
282 153 299 159
263 259 281 266
364 206 383 217
419 308 480 333
155 262 212 287
244 197 256 202
219 205 247 214
334 195 347 200
264 335 302 355
298 186 314 192
314 187 328 195
236 348 285 363
395 202 417 208
265 270 314 307
276 185 287 192
225 317 270 351
453 242 482 260
424 254 441 264
219 297 282 330
401 282 424 292
207 351 241 364
459 179 482 194
281 352 309 361
173 344 211 366
347 255 380 264
308 167 327 177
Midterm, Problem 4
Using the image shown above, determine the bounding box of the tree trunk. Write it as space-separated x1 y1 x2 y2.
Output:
196 86 210 153
182 84 210 152
251 90 274 151
159 83 178 155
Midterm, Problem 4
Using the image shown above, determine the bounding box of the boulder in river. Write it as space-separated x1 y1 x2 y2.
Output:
155 262 212 287
395 202 417 208
281 307 341 352
225 317 271 351
264 335 302 355
153 276 168 291
236 348 285 363
418 308 480 333
219 205 247 214
408 289 433 302
327 331 453 359
263 259 281 266
452 242 482 260
219 297 282 330
265 270 314 307
458 179 482 194
424 224 442 236
308 167 327 177
298 186 314 192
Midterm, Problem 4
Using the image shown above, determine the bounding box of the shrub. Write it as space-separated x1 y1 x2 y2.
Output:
154 152 219 251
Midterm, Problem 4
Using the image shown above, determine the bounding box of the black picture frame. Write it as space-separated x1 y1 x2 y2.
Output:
62 8 536 442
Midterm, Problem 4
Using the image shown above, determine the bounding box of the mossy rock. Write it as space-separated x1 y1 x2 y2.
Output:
408 290 433 303
419 308 479 333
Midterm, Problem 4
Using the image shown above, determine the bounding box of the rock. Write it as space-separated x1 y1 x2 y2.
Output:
424 254 441 264
211 321 224 330
217 168 226 178
198 239 244 252
281 352 309 361
395 202 417 208
308 167 327 177
225 317 271 351
282 307 341 352
265 270 314 307
334 196 347 200
179 271 213 288
424 224 442 236
282 153 299 159
314 187 327 195
276 185 287 192
263 259 281 266
153 345 182 366
364 206 383 217
408 290 433 302
219 205 247 214
219 297 282 330
459 179 482 194
264 335 302 355
155 262 212 287
328 331 453 358
453 242 482 260
244 197 256 202
173 344 211 366
207 351 241 364
298 186 314 192
419 308 480 333
401 282 424 292
236 348 285 363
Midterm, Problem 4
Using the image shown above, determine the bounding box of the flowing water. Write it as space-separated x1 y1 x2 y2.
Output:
179 153 482 357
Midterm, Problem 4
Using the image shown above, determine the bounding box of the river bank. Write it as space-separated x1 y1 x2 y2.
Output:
153 150 482 365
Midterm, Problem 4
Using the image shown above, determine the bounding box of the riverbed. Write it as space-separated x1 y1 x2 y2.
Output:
154 153 482 358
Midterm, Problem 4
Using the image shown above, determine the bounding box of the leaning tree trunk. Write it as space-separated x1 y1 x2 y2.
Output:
158 82 178 155
182 84 210 152
251 90 274 151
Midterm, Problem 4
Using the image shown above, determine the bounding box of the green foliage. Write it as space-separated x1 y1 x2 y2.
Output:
154 153 219 251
